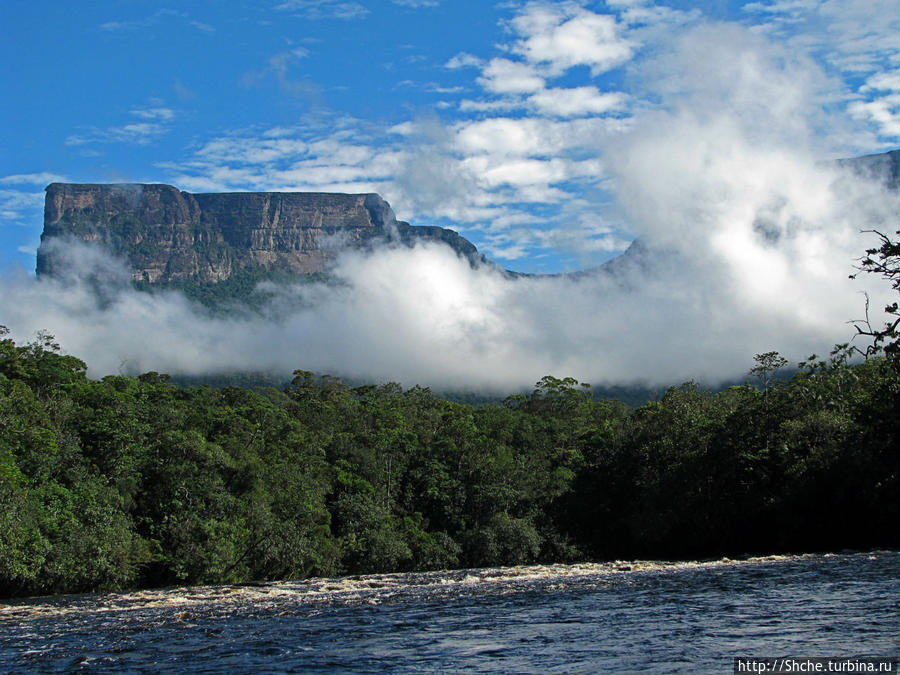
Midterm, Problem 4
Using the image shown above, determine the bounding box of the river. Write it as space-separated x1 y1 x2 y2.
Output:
1 551 897 673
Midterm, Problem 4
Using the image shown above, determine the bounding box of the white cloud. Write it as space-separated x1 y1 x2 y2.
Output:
849 95 900 138
100 19 149 31
0 189 44 211
509 4 636 76
454 117 615 158
0 172 67 186
615 2 699 28
395 80 463 94
742 0 822 17
159 124 401 196
631 22 835 148
99 9 215 33
851 69 900 138
528 87 626 117
25 12 900 388
163 103 629 270
15 0 900 393
444 52 483 70
274 0 369 20
860 70 900 92
477 58 545 95
451 4 639 123
66 123 167 147
193 136 310 165
1 187 53 227
65 105 176 148
190 20 215 32
453 118 543 157
478 158 569 189
160 3 900 279
241 51 322 100
392 0 439 7
17 243 39 256
745 0 900 75
128 107 176 121
457 99 522 113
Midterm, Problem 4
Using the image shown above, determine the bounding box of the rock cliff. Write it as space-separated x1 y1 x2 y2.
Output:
38 150 900 291
38 183 484 284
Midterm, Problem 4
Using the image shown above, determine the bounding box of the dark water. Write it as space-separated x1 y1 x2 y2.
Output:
1 552 898 673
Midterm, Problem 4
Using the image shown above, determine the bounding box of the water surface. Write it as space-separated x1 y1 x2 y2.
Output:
2 551 897 673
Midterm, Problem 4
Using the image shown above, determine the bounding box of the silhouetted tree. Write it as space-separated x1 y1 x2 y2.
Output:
851 229 900 356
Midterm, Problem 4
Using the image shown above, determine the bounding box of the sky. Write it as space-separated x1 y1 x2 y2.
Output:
2 0 900 390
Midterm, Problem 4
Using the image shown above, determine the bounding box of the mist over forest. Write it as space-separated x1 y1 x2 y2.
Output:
2 21 900 393
2 155 897 394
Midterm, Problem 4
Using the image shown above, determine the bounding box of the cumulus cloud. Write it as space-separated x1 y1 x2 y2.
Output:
745 0 900 70
477 59 545 95
508 3 636 76
444 52 483 70
850 70 900 139
631 22 835 147
527 87 627 117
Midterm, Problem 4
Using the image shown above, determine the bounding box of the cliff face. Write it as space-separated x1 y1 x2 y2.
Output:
38 183 483 283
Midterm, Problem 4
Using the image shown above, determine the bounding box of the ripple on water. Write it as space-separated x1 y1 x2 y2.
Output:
1 551 898 673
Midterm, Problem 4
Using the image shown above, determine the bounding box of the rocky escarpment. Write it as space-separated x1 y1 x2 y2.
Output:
38 183 484 284
38 150 900 291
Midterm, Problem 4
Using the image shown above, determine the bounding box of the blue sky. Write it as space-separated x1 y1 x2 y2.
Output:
3 0 900 276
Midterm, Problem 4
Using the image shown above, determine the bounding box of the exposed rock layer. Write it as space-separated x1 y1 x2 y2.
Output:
38 183 482 283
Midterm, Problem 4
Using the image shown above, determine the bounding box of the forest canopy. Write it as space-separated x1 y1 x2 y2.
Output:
1 319 897 598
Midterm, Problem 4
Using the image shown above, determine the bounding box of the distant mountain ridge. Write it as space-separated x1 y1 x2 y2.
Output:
837 148 900 188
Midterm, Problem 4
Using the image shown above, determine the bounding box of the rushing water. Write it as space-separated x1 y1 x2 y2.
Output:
1 552 897 673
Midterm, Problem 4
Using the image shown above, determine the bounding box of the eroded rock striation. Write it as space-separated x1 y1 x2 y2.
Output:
38 183 483 283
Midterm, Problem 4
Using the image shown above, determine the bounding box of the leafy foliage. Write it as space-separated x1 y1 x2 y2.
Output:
132 268 329 313
0 323 897 598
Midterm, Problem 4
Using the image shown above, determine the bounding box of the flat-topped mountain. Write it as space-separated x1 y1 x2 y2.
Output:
37 183 483 285
35 149 900 302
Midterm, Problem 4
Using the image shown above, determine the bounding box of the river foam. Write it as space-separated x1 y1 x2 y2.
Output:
0 551 851 620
